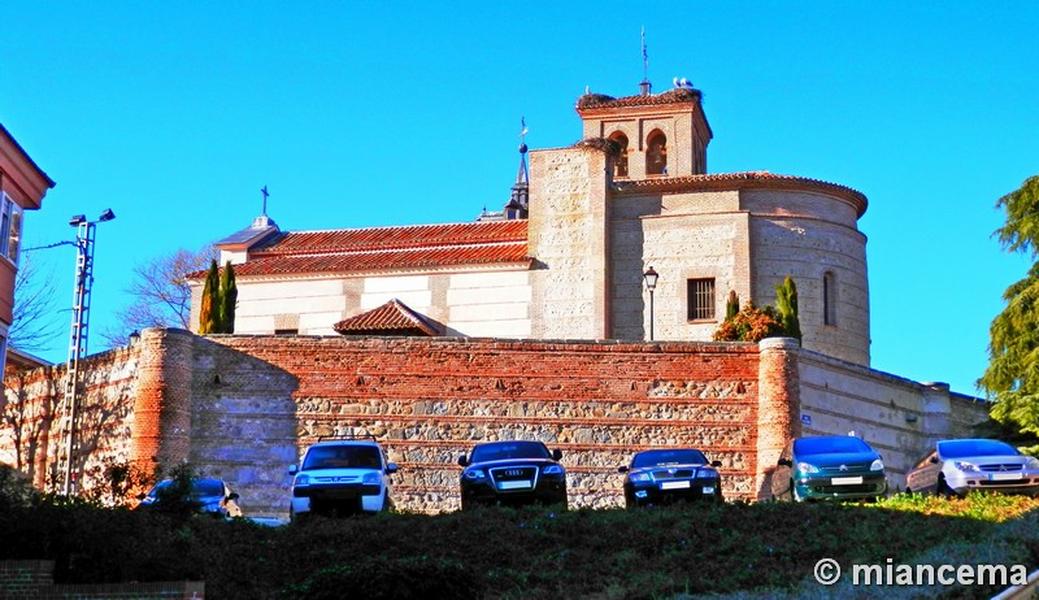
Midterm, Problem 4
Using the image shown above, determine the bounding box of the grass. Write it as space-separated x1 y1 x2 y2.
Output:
2 493 1037 599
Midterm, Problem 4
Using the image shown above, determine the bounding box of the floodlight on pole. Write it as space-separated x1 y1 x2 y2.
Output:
60 209 115 496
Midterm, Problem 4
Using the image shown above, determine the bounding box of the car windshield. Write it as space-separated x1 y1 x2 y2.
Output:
939 440 1020 459
632 449 708 468
151 479 224 498
470 441 550 463
794 436 871 456
303 445 382 470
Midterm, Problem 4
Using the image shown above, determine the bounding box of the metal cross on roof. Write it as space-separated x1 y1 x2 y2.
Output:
519 117 528 146
261 185 269 216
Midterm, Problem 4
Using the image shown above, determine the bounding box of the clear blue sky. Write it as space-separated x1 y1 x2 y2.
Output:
3 3 1037 394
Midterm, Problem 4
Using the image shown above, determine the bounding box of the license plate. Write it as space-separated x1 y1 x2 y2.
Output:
991 473 1023 481
498 480 532 490
702 486 716 494
831 476 863 485
661 481 691 490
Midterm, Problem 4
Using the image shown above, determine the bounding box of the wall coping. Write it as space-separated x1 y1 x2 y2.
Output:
199 333 761 355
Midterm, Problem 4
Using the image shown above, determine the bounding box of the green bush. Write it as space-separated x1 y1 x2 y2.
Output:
283 557 482 600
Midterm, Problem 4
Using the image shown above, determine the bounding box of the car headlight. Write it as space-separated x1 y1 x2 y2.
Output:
629 472 652 483
362 472 381 485
1025 457 1039 470
542 464 564 476
955 461 980 473
463 468 486 480
870 459 884 472
140 496 156 505
797 462 819 474
697 468 719 479
294 474 310 487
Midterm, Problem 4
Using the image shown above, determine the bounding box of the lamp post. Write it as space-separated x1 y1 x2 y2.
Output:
643 266 659 341
61 209 115 496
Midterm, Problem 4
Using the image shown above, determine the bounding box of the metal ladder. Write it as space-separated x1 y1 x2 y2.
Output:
57 221 95 495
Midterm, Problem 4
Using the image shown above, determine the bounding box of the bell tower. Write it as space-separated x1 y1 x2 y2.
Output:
575 80 712 180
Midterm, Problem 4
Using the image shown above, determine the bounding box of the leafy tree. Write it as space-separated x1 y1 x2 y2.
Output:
198 260 220 334
775 276 802 340
217 261 237 334
713 303 786 342
980 175 1039 439
725 290 740 321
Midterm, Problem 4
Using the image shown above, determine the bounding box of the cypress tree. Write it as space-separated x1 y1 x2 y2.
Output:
725 290 740 321
775 276 802 340
198 259 220 334
218 261 238 333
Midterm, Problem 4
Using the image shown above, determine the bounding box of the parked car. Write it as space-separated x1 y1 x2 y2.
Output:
906 438 1039 497
137 477 242 519
619 448 723 508
772 435 887 502
289 436 398 521
458 440 567 510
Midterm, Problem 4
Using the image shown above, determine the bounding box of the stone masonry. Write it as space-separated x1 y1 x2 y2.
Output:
1 329 986 516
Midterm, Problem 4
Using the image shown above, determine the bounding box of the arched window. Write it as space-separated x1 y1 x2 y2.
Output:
823 271 837 326
609 131 629 179
646 129 667 176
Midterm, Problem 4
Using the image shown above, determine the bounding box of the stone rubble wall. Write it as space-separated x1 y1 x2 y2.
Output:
190 334 762 516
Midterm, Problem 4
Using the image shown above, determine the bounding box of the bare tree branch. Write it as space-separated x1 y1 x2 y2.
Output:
9 254 64 354
100 246 216 348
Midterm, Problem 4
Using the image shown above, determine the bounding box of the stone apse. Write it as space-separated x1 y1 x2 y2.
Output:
1 329 984 517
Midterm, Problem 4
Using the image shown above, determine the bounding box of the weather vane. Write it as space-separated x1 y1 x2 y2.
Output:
641 26 649 82
519 116 528 146
261 185 269 216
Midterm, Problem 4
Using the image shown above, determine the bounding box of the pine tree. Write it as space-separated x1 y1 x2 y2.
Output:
198 259 221 334
980 175 1039 440
725 290 740 321
218 261 238 333
774 276 802 340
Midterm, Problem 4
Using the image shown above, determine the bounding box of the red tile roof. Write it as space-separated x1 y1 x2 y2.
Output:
576 88 703 112
613 171 868 217
333 299 440 336
192 220 531 279
253 220 526 256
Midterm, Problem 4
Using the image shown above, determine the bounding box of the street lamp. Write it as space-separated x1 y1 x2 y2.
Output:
61 209 115 496
643 266 659 341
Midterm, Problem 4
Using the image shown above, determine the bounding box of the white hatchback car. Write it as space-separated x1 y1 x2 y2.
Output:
289 437 398 520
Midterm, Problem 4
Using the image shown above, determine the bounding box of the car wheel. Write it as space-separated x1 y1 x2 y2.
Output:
936 475 956 498
791 480 805 503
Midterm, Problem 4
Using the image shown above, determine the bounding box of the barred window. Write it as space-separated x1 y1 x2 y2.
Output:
687 278 716 320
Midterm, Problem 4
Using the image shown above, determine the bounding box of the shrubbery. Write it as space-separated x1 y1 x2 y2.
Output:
2 489 1037 599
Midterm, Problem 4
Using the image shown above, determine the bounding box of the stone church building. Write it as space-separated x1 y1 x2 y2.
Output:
192 83 870 365
3 81 987 515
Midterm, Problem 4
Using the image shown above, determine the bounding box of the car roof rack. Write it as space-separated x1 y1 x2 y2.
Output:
316 431 378 442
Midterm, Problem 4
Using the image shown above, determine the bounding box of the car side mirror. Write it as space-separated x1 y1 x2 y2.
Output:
227 492 240 502
711 460 723 468
457 455 469 467
288 464 298 475
617 465 629 473
552 449 563 461
385 463 399 474
777 458 793 467
929 455 939 464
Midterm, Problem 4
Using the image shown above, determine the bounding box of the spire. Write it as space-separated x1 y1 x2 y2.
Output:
504 117 529 220
639 26 652 97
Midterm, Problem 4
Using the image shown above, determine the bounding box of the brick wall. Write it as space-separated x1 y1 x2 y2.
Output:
189 333 762 515
1 346 142 494
0 561 203 599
